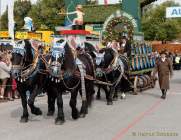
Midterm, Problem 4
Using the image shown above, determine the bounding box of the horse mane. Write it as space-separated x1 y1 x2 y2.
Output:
84 42 97 53
84 42 98 59
64 43 76 72
99 48 115 68
24 39 34 66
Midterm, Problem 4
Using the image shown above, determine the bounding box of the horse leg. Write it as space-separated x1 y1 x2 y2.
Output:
47 91 56 116
69 89 79 120
103 85 113 105
86 81 94 107
96 85 101 100
55 91 65 125
113 86 118 101
108 86 115 105
79 89 88 118
19 89 29 123
28 85 42 115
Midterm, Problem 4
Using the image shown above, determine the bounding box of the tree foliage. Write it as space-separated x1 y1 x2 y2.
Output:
0 0 65 30
28 0 65 30
0 10 8 30
0 0 31 30
142 1 181 42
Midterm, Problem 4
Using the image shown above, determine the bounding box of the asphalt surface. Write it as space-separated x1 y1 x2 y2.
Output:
0 71 181 140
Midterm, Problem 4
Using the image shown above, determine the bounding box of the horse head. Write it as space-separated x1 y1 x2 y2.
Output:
49 39 66 78
93 51 105 66
11 39 35 79
93 48 115 68
11 40 27 78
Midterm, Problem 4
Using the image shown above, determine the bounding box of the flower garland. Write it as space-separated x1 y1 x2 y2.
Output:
103 16 134 44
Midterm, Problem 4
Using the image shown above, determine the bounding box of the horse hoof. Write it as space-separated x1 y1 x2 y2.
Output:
31 108 42 116
96 96 101 100
72 112 79 120
79 113 86 118
20 116 28 123
107 101 113 105
47 111 54 116
55 118 65 125
113 97 118 101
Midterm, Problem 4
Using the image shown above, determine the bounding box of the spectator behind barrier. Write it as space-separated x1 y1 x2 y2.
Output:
0 53 12 100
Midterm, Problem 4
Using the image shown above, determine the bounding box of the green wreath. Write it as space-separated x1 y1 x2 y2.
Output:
103 16 134 44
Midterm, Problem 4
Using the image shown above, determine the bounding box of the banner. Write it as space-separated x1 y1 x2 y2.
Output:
0 31 9 38
166 7 181 18
15 32 42 40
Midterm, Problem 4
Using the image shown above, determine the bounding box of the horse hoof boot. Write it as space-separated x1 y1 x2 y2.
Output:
31 108 42 116
47 111 54 116
55 118 65 125
72 110 79 120
96 95 101 100
20 116 28 123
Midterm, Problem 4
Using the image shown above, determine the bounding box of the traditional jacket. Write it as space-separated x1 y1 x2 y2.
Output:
153 58 173 89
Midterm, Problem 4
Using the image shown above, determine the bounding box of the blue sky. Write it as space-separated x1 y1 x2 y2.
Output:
0 0 181 15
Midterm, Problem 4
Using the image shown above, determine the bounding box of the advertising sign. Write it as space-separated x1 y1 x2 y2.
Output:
166 7 181 18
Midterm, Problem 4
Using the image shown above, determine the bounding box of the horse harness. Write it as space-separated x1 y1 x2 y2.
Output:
12 40 40 82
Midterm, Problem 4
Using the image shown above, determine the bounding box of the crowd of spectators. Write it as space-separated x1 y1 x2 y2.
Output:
154 50 181 70
0 50 19 102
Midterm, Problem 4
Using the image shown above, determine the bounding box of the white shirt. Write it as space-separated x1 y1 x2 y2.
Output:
0 61 11 79
161 57 166 62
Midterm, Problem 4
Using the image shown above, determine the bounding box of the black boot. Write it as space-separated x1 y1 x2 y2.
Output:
163 90 167 99
161 89 166 99
161 89 164 99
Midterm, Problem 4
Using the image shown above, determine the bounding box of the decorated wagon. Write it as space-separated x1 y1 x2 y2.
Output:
101 10 157 94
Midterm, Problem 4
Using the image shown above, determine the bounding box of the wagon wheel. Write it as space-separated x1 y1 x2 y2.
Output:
144 75 151 85
139 76 148 89
150 76 157 88
133 76 139 95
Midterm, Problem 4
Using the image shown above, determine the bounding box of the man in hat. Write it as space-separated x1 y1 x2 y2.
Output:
152 50 173 99
119 36 131 57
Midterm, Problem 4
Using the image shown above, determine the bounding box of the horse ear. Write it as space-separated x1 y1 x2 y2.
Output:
102 52 105 57
93 51 98 57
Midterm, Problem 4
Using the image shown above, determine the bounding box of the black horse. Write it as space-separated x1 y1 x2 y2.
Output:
11 39 45 123
44 39 95 125
85 44 128 104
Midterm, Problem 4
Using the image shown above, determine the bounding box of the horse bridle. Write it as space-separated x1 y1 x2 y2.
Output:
12 41 39 81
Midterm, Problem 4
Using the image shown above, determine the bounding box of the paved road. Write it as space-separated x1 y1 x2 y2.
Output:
0 71 181 140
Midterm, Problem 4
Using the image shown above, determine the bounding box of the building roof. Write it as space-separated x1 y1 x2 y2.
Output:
83 4 121 23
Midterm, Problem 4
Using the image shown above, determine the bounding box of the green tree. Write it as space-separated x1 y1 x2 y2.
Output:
0 9 8 30
142 1 181 42
28 0 65 30
0 0 31 30
14 0 32 29
0 0 65 30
